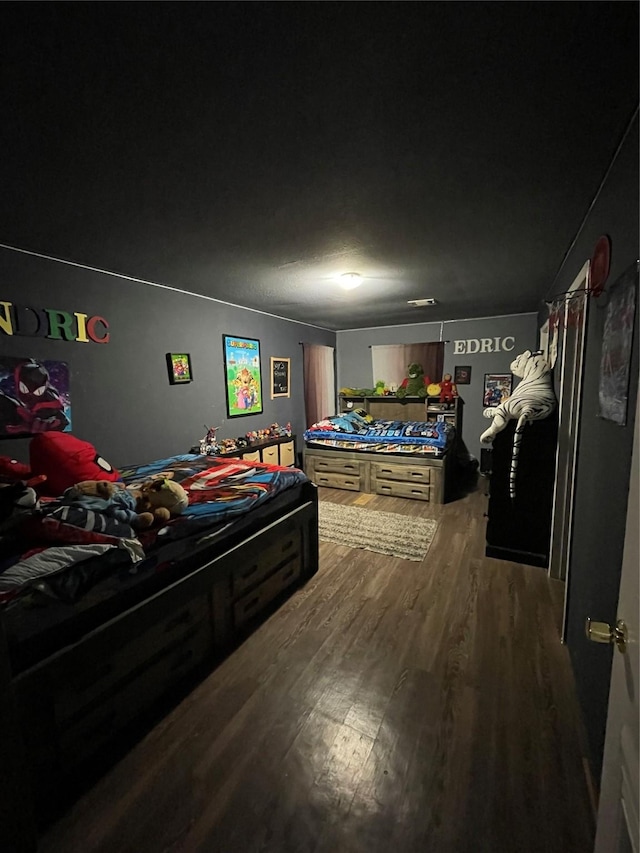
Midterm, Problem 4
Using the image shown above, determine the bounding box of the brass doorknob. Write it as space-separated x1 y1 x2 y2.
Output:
585 618 628 653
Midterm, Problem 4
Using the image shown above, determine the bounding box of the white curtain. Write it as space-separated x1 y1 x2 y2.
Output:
371 342 444 390
371 345 407 391
302 344 335 427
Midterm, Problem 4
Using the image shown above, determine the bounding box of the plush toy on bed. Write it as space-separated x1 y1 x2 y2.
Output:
62 480 156 530
130 478 189 525
396 363 431 399
63 478 189 529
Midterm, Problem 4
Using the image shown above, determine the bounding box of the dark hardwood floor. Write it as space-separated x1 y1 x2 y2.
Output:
39 484 595 853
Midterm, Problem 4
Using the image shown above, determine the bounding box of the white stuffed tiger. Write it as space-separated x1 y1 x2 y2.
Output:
480 350 556 499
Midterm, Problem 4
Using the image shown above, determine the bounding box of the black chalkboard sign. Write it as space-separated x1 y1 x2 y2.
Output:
270 357 290 398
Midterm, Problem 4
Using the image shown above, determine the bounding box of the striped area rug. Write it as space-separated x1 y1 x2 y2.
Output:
318 501 438 562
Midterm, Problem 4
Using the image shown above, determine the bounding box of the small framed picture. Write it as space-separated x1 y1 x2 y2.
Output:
166 352 193 384
483 373 513 408
454 365 471 385
270 357 291 398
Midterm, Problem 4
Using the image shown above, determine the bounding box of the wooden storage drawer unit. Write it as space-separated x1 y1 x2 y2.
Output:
262 445 279 465
371 461 431 485
279 440 295 467
57 618 212 767
233 558 302 628
312 457 361 476
232 528 301 597
51 595 211 724
313 470 361 491
374 480 432 501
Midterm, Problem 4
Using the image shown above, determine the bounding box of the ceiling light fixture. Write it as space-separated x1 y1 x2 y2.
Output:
339 272 362 290
407 297 437 306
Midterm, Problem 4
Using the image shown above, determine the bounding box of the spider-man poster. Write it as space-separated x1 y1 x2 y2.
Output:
0 357 71 438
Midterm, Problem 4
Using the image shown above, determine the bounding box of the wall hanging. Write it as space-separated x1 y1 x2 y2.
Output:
454 365 471 385
0 357 71 437
483 373 513 408
270 357 290 398
166 353 193 384
223 335 263 417
598 261 638 425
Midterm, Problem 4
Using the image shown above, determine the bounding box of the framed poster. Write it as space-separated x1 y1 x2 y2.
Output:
598 262 638 425
166 352 193 384
454 365 471 385
270 357 291 398
222 335 263 417
483 373 513 408
0 357 71 437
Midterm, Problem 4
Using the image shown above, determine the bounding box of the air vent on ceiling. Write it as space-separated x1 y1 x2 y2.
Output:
407 298 437 307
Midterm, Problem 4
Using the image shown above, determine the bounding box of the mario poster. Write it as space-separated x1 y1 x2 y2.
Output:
0 357 71 437
222 335 263 418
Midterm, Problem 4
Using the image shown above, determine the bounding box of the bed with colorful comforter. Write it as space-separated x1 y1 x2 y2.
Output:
1 453 318 819
304 410 455 457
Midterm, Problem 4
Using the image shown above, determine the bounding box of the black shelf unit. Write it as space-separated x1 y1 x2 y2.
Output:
485 414 558 569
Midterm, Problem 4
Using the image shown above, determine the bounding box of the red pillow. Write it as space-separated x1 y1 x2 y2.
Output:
29 432 122 497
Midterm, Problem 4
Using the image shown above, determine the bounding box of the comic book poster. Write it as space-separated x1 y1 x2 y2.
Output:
483 373 513 408
222 335 263 417
0 357 71 438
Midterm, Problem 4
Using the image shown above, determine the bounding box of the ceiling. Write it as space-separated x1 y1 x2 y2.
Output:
1 3 637 331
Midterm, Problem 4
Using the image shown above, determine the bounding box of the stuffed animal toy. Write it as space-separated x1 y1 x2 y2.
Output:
132 478 189 525
396 363 431 398
439 373 458 404
29 432 122 497
62 480 156 530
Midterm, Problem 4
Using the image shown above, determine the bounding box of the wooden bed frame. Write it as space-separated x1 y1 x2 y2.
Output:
1 482 319 824
304 445 454 503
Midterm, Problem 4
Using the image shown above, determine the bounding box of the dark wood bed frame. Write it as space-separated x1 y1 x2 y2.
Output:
1 482 319 831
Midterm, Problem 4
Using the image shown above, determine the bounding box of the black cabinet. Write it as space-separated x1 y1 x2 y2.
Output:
485 414 558 568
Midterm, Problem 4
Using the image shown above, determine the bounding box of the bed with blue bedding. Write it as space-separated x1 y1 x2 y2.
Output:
1 452 318 820
304 410 455 457
303 409 458 503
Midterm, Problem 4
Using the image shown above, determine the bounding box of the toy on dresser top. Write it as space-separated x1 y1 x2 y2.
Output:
198 422 292 456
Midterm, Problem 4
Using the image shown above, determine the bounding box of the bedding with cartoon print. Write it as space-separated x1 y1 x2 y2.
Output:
0 453 308 604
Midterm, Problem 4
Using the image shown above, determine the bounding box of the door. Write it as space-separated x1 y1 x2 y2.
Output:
594 393 639 853
549 260 590 594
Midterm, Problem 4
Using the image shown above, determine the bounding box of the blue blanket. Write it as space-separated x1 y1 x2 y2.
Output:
304 414 454 451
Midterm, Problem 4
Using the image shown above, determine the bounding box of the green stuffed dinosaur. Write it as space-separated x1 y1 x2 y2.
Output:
396 363 430 398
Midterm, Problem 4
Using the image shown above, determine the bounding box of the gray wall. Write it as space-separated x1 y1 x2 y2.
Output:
544 115 638 781
0 248 335 467
337 312 538 459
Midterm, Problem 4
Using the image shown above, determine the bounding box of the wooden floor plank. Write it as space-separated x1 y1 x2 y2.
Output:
39 485 595 853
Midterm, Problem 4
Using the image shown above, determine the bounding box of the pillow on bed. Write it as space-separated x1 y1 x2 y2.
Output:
29 432 122 497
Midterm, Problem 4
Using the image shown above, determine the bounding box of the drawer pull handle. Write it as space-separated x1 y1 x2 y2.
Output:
164 610 193 632
243 595 261 614
410 472 424 478
282 567 295 581
241 565 259 580
281 539 294 553
344 480 354 486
